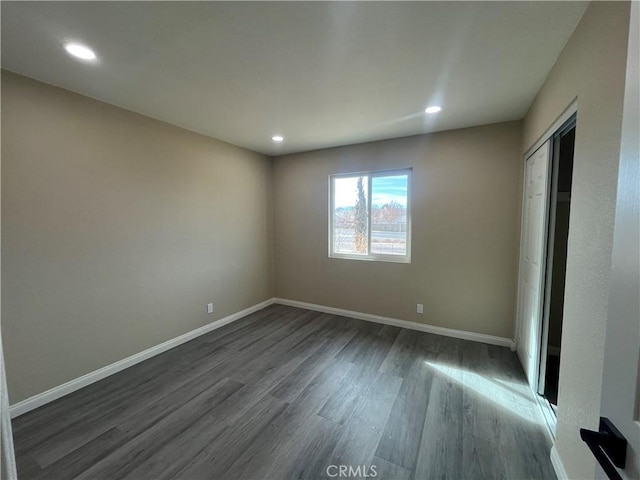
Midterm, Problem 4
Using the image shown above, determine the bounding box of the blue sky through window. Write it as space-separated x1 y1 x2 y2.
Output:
334 174 407 208
372 175 408 207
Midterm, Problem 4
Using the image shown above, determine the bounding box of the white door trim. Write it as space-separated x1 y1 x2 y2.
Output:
524 99 578 159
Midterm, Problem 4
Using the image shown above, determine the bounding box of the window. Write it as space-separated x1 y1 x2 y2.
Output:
329 168 411 262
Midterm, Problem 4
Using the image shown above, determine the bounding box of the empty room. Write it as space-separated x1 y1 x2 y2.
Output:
0 2 638 480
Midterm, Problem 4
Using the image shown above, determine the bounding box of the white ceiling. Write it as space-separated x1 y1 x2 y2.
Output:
1 1 587 156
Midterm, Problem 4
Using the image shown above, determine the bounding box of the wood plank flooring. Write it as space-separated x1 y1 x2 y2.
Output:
12 305 556 479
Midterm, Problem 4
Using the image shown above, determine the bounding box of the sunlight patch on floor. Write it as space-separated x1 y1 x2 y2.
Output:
425 361 543 424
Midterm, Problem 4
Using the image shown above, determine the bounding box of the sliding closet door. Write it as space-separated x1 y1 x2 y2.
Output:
517 140 551 386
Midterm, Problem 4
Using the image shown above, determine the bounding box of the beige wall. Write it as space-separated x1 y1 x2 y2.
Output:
1 72 273 404
522 2 631 478
273 121 522 339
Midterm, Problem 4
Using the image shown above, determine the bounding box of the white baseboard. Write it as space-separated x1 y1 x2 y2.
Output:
550 445 567 480
273 298 515 349
10 297 516 417
9 298 276 418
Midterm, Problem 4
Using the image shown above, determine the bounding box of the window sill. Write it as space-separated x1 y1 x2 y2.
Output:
329 253 411 264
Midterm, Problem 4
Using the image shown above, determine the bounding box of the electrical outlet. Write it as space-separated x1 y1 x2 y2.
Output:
207 303 214 314
417 303 424 314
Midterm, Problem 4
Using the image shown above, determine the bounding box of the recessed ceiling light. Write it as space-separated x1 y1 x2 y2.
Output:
425 106 442 114
64 43 97 61
272 135 284 142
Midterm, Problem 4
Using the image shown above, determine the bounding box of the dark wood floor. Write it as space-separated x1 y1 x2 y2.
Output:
12 305 556 479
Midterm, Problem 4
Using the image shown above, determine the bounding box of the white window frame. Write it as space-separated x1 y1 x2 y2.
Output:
328 168 412 263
